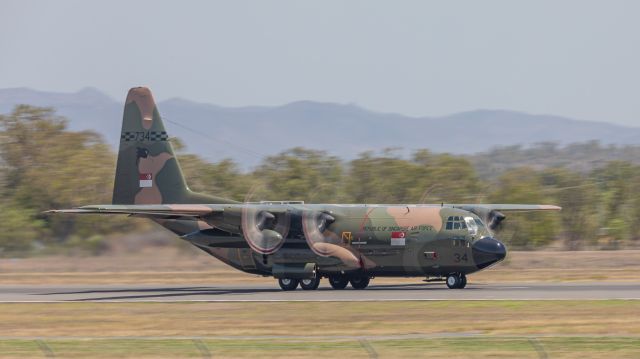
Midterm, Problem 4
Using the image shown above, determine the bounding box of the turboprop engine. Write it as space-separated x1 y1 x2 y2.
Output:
203 204 361 269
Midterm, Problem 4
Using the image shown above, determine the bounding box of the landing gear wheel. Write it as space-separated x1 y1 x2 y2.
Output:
350 276 370 290
300 277 321 290
459 274 467 289
278 278 299 291
328 275 349 290
446 273 465 289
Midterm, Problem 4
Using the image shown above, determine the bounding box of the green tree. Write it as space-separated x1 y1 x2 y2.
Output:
253 147 344 203
412 150 481 203
0 105 134 246
346 150 418 203
345 149 480 204
591 161 640 247
539 168 598 250
177 156 255 202
0 202 43 252
488 168 559 248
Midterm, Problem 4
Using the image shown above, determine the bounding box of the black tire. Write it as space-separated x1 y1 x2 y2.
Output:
350 276 370 290
278 278 299 291
328 275 349 290
300 277 321 290
459 274 467 289
446 274 461 289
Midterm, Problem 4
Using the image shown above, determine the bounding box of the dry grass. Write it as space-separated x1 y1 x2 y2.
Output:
0 301 638 337
0 301 638 358
0 337 638 359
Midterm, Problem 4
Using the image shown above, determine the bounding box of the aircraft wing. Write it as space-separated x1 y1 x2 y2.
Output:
450 204 561 212
448 204 560 229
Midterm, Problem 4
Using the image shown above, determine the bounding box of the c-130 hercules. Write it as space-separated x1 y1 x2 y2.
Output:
49 87 561 291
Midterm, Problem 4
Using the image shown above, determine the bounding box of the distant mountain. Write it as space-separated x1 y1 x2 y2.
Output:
0 87 122 148
2 87 640 168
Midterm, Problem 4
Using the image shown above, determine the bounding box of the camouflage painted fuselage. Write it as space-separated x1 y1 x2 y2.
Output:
158 203 501 278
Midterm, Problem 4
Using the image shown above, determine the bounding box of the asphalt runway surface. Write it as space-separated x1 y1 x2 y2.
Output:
0 282 638 302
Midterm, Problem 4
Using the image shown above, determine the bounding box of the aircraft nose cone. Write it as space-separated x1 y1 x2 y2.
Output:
472 237 507 269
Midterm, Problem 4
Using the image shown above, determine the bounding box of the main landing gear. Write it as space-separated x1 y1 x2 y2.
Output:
446 273 467 289
277 274 372 291
328 275 349 290
349 275 370 289
277 277 321 291
329 274 370 290
278 278 300 291
300 277 321 290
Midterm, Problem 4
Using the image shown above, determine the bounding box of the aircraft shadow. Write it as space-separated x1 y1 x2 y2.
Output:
366 283 483 291
36 286 285 301
35 282 483 301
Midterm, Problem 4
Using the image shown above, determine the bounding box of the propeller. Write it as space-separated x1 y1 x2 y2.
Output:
301 210 364 269
239 185 291 255
241 207 290 255
486 210 506 230
463 207 506 231
301 210 337 256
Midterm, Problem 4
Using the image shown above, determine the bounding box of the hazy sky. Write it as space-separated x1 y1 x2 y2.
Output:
1 1 639 126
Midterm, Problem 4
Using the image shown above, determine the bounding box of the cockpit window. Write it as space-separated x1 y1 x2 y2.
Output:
446 216 479 235
464 217 478 236
446 216 467 231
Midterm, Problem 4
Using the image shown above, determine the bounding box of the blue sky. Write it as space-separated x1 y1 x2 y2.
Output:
1 0 639 126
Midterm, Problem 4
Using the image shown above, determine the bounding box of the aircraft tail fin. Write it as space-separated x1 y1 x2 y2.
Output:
112 87 236 205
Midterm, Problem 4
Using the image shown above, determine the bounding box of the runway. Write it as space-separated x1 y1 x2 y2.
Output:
0 281 638 302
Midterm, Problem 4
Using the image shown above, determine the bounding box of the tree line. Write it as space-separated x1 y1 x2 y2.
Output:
1 105 639 254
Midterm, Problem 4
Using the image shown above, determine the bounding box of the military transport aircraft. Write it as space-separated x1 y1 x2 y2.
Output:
48 87 561 291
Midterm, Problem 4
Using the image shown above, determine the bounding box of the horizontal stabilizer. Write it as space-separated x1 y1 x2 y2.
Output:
46 204 220 218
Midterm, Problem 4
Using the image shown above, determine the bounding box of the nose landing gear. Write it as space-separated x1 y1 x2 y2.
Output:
446 273 467 289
